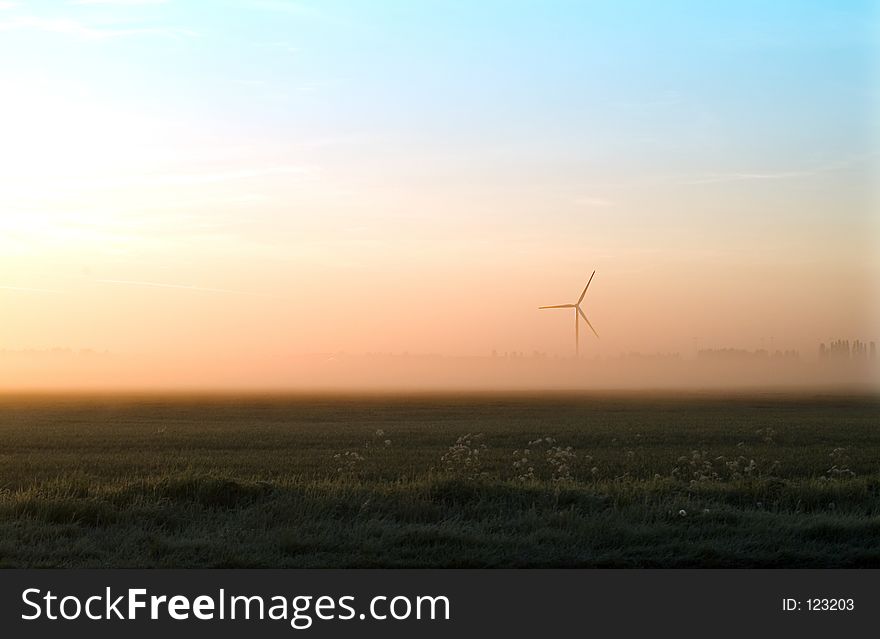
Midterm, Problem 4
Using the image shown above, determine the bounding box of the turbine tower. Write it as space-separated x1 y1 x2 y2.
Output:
538 271 599 357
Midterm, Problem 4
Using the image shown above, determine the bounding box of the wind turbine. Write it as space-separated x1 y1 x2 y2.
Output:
538 271 599 357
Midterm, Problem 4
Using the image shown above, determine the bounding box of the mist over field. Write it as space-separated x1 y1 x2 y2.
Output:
1 348 876 392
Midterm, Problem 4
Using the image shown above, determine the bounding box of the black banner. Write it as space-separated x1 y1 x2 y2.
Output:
0 569 875 637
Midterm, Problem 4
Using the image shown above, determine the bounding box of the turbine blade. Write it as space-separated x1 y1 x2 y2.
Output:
538 304 575 309
577 270 596 304
578 307 599 338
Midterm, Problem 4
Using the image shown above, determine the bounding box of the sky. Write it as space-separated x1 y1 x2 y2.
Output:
0 1 878 387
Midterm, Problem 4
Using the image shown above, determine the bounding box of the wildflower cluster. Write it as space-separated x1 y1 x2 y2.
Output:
718 455 760 480
672 449 720 483
440 433 486 480
826 447 855 478
511 447 535 482
332 451 365 477
671 450 776 484
756 427 777 444
547 445 577 482
331 429 391 478
512 437 580 483
364 428 392 450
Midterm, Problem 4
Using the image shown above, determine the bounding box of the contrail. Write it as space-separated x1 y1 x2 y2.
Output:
0 285 63 294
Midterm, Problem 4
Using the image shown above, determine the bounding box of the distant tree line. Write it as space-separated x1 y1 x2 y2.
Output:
697 348 799 361
819 339 876 361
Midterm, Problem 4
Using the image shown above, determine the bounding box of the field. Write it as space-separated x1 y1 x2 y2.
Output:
0 392 878 567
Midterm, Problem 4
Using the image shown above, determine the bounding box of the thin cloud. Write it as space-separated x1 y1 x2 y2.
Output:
55 164 315 192
261 41 301 53
0 285 64 294
243 1 354 29
72 0 169 5
574 197 615 207
608 91 683 111
96 279 284 299
244 1 323 17
678 153 875 186
130 164 313 187
0 15 197 39
97 279 249 295
679 169 824 185
566 154 874 193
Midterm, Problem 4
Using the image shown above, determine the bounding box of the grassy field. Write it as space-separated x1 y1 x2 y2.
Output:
0 392 878 567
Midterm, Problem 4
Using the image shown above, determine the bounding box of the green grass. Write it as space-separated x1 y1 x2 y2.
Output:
0 392 877 567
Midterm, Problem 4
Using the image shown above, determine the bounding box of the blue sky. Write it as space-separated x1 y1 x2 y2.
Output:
0 1 877 359
5 1 875 173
